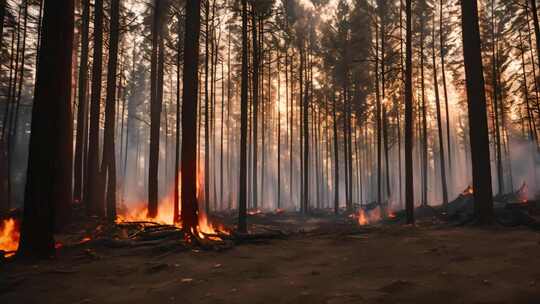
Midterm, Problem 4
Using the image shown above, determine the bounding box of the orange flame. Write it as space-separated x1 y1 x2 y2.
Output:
0 218 20 257
517 182 528 203
356 208 383 226
462 185 474 196
117 170 229 240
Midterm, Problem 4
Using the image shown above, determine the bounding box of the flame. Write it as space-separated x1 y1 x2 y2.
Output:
358 210 368 225
0 218 20 257
462 185 474 196
517 181 528 203
117 170 229 240
356 208 382 226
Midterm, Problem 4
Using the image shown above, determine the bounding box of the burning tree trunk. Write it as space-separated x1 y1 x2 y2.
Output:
460 0 494 224
148 0 166 218
181 0 201 235
204 0 210 214
18 0 74 258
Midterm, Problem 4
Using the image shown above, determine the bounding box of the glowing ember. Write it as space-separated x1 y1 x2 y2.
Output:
0 218 20 257
79 237 92 244
247 209 263 216
517 181 528 203
462 185 474 196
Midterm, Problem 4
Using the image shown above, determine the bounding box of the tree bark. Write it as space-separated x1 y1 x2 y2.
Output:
85 0 104 216
238 0 249 233
404 0 415 224
74 0 90 204
432 14 448 207
460 0 494 224
101 0 120 220
18 0 74 258
181 0 201 235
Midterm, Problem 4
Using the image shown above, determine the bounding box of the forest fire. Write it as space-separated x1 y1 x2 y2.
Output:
0 218 20 258
116 171 229 241
356 208 382 226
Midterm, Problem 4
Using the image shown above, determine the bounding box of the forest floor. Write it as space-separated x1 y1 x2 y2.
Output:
1 212 540 304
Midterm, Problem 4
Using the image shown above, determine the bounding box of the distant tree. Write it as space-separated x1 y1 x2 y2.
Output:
404 0 414 224
238 0 249 233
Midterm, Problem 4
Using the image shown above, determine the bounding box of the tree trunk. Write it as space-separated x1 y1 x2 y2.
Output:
74 0 90 204
238 0 249 233
460 0 494 224
204 0 210 213
101 0 119 221
432 14 449 207
420 18 428 206
85 0 104 216
404 0 415 224
181 0 201 235
333 93 339 214
18 0 74 258
439 0 452 183
251 6 259 210
148 0 165 218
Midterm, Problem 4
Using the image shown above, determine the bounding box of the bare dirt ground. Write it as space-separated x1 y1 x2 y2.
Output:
1 214 540 304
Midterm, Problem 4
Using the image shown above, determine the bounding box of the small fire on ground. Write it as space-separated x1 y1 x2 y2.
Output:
0 218 20 258
352 207 396 226
117 171 229 241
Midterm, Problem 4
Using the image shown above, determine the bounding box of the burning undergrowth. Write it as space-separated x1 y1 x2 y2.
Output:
348 205 397 226
0 218 20 258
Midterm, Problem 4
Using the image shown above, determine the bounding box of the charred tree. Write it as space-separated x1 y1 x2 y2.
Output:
101 0 120 220
181 0 201 234
148 0 166 218
460 0 494 224
18 0 74 258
